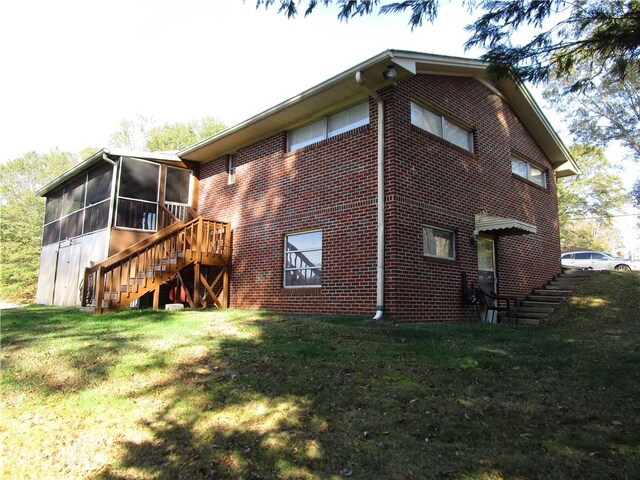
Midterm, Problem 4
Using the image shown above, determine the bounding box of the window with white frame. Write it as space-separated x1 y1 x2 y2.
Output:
423 225 455 260
511 156 546 187
411 102 473 152
284 230 322 287
288 102 369 151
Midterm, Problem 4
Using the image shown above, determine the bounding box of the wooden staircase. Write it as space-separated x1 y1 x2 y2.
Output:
513 269 594 325
81 217 231 314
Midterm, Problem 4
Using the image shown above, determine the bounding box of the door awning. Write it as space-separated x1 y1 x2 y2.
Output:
473 214 537 238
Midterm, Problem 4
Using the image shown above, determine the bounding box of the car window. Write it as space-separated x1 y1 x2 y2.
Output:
561 253 573 259
591 253 607 260
574 253 590 260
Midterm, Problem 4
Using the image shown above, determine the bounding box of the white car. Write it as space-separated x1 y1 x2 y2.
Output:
561 251 636 271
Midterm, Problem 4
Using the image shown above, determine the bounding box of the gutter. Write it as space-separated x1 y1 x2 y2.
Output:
356 71 385 321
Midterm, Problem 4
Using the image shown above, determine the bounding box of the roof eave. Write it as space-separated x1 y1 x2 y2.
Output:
178 50 577 175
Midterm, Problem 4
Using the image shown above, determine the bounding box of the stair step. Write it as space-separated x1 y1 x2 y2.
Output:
536 285 573 297
558 270 591 276
551 277 584 284
533 289 570 296
518 317 543 325
521 300 561 307
514 310 550 319
516 306 556 314
544 280 576 290
528 295 565 303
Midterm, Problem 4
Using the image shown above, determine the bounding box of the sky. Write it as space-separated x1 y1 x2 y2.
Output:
0 0 481 161
1 0 638 251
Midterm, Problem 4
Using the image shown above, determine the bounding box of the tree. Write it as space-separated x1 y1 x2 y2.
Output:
633 180 640 208
0 149 78 302
254 0 640 87
109 115 155 151
561 218 624 251
544 64 640 161
557 144 628 247
109 115 227 152
145 117 227 151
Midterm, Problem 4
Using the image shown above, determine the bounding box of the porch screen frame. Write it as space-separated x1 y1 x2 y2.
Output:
115 157 161 232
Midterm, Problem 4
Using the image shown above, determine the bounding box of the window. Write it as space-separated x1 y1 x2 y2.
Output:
423 226 455 260
62 175 86 216
411 102 473 152
511 156 546 187
116 157 159 231
42 162 114 245
227 154 236 185
284 230 322 287
45 190 63 224
288 102 369 151
86 162 113 205
165 167 191 204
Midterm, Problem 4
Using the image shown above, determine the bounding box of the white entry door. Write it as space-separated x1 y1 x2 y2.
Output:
477 237 496 293
477 237 497 323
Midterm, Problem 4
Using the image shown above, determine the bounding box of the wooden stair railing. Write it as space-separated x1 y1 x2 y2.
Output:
82 217 230 313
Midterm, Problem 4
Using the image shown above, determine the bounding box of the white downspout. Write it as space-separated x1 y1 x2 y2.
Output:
356 71 385 321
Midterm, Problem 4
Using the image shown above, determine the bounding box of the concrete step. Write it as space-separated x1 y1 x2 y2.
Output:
518 317 543 325
559 272 594 280
541 288 573 296
533 289 570 297
514 310 550 319
546 282 575 290
521 300 562 308
516 306 556 314
528 294 566 303
551 277 584 285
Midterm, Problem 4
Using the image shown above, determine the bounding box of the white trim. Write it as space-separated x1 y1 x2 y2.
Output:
288 101 369 152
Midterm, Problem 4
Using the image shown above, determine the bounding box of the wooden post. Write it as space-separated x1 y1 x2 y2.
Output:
223 222 231 308
224 222 231 261
153 285 160 310
197 217 204 263
193 262 201 308
81 267 90 307
95 267 105 314
222 266 229 308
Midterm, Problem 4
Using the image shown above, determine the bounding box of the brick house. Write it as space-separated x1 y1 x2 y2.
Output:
37 50 578 322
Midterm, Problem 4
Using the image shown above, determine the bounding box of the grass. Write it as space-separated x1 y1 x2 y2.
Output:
1 271 639 479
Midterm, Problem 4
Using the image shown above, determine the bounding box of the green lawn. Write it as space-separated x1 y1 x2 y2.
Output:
2 272 639 479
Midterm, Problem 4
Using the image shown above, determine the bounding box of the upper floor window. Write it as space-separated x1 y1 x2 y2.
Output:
410 102 473 152
288 102 369 151
42 162 113 246
284 230 322 287
116 157 160 231
511 156 546 187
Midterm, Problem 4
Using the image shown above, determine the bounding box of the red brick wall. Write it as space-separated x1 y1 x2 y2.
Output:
197 73 562 322
198 110 379 315
384 75 561 322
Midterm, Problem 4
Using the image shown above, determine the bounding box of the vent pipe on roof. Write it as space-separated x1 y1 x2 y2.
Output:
356 71 385 321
